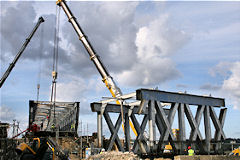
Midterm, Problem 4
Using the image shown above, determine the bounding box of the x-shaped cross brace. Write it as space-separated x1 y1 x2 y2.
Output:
131 114 150 154
155 101 177 152
104 112 124 151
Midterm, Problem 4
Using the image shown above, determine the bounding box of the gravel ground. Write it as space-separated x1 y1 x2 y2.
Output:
87 151 139 160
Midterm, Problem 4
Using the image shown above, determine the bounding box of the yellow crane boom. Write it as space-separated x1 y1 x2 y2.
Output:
56 0 137 136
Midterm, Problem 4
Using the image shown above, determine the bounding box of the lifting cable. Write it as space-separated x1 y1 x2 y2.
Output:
50 5 61 128
36 20 44 102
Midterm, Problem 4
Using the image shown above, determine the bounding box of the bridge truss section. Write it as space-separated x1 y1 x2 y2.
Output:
91 89 227 156
29 100 79 136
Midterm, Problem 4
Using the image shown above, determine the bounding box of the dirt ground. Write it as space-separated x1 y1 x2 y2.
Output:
87 151 139 160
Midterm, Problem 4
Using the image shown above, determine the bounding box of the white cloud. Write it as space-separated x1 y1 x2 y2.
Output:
209 61 233 77
210 61 240 110
55 76 103 114
60 1 138 76
117 14 189 86
0 106 15 122
222 62 240 109
56 77 87 102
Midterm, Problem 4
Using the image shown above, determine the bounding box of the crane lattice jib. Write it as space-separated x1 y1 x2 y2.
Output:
0 17 44 88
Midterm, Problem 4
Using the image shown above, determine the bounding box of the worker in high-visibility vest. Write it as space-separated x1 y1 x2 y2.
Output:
51 124 55 131
71 123 75 131
100 148 105 154
188 146 194 156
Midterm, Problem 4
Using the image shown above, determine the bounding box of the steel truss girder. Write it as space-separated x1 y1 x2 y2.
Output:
92 89 227 155
137 89 225 107
29 100 79 134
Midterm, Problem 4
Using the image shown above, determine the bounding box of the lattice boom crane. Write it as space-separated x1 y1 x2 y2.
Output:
0 17 45 88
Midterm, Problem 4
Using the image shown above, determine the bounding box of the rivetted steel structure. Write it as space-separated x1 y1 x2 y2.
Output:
29 101 79 136
91 89 227 155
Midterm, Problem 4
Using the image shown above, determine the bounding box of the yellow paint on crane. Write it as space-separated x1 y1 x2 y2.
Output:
56 0 62 5
103 79 138 137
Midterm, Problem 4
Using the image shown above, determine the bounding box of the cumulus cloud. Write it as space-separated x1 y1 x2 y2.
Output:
117 14 189 86
60 1 138 77
55 76 101 114
222 62 240 109
0 1 69 73
0 106 15 121
210 61 240 109
56 77 87 102
1 1 189 88
209 61 233 77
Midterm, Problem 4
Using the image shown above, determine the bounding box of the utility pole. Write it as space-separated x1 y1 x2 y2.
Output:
87 123 89 144
12 119 16 137
17 121 20 136
80 120 82 159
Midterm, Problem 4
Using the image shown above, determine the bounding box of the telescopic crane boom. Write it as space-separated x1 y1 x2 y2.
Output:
57 0 138 136
0 17 44 88
56 0 122 99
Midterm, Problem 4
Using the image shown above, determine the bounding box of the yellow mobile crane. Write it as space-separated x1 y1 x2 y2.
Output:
0 17 44 88
56 0 137 136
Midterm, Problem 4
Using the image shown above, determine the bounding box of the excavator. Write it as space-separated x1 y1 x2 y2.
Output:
16 137 69 160
0 17 44 88
56 0 138 136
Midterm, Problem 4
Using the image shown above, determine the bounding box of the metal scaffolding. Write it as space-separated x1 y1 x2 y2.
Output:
91 89 227 155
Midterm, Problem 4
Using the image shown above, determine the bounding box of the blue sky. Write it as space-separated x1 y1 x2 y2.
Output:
0 1 240 138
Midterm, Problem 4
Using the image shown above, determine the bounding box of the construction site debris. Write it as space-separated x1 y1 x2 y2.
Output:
87 151 139 160
174 155 240 160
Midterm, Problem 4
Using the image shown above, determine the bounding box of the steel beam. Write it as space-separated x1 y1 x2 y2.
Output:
137 89 225 107
103 112 124 151
209 106 226 139
131 114 149 153
204 106 211 153
148 100 154 149
91 103 148 114
178 103 186 153
185 104 203 140
91 102 169 115
124 113 130 151
155 101 176 152
214 108 227 152
190 105 204 140
97 112 103 148
214 108 227 140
